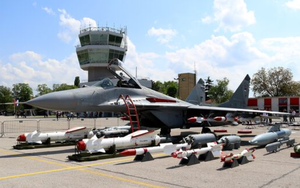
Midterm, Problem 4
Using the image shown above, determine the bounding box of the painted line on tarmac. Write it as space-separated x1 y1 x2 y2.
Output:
0 149 167 188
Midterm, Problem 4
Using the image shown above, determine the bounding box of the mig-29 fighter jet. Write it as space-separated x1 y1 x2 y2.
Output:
27 59 288 135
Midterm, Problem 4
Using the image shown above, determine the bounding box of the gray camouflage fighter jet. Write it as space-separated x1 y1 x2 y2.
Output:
27 59 288 135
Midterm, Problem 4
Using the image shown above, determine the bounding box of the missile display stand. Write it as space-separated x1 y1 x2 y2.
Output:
13 138 76 149
68 145 122 162
179 153 200 166
223 158 239 168
134 152 154 162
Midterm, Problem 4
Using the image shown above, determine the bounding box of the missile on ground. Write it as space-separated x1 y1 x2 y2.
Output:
171 142 222 159
76 130 160 154
120 143 190 156
93 125 131 137
221 148 255 163
183 133 217 148
249 124 291 146
217 135 241 149
17 127 93 144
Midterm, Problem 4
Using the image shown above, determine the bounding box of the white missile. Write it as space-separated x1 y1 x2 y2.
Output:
76 130 161 154
221 148 255 163
17 127 93 144
120 143 190 156
170 142 222 159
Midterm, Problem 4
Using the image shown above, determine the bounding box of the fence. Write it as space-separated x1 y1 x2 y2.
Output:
0 117 126 138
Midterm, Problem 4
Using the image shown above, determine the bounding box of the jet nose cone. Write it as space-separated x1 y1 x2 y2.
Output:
27 90 77 111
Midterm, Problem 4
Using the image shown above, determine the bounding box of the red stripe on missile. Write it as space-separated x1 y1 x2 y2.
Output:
187 117 197 123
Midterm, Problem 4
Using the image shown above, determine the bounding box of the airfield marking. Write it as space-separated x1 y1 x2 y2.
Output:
0 149 167 187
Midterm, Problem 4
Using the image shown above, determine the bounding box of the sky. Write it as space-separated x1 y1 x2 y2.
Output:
1 0 300 97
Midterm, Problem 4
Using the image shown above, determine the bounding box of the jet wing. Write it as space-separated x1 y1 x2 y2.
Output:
187 105 289 116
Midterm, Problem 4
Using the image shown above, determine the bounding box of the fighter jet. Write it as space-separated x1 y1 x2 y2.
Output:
27 59 288 135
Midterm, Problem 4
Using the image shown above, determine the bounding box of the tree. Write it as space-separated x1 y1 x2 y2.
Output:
167 86 177 97
152 81 163 92
53 83 78 92
12 83 33 102
12 83 33 110
251 67 300 97
204 76 214 100
0 86 13 111
208 78 233 104
36 84 52 97
74 76 80 88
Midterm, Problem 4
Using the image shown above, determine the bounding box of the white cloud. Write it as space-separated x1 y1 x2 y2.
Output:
147 27 177 44
57 9 97 44
0 51 87 93
42 7 55 15
286 0 300 10
203 0 256 32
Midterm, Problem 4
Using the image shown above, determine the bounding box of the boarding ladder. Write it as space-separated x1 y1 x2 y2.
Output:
118 95 140 132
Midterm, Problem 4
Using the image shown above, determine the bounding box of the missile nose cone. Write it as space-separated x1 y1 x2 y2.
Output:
77 141 86 151
120 149 136 156
187 117 197 123
27 90 76 111
17 134 26 141
171 152 177 158
248 140 257 145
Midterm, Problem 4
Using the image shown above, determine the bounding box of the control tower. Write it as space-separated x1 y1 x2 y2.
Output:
76 26 127 82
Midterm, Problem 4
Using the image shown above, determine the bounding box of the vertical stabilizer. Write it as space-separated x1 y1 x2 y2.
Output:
218 74 250 108
186 78 206 105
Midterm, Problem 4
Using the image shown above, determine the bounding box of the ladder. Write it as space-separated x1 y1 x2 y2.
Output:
118 95 140 132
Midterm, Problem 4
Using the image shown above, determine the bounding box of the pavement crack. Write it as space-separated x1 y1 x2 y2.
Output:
258 164 300 188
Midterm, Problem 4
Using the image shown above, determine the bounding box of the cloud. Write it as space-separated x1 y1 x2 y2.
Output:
0 51 86 93
286 0 300 10
147 27 177 44
42 7 55 15
57 9 97 43
203 0 256 32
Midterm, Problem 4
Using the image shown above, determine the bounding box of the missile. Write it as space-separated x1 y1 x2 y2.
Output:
120 143 190 156
171 142 222 159
217 135 241 147
76 130 161 154
213 116 239 122
249 124 291 146
93 125 131 137
17 127 93 144
221 148 255 163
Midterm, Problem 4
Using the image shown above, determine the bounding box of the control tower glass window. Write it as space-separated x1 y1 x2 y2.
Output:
89 49 109 64
77 50 89 65
109 50 124 61
90 34 108 45
79 35 90 46
109 35 122 47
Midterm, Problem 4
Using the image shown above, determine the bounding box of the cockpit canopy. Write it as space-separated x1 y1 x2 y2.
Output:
92 78 114 89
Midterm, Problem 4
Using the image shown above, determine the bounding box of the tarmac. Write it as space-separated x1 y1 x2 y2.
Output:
0 115 300 188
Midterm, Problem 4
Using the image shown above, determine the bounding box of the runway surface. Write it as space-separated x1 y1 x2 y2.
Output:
0 116 300 188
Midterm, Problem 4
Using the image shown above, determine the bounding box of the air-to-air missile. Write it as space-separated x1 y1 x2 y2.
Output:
76 130 161 154
120 142 191 156
170 142 222 159
249 123 292 146
17 127 93 144
221 148 255 163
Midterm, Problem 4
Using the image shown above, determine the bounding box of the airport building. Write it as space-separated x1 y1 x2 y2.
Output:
247 96 300 113
178 73 196 100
